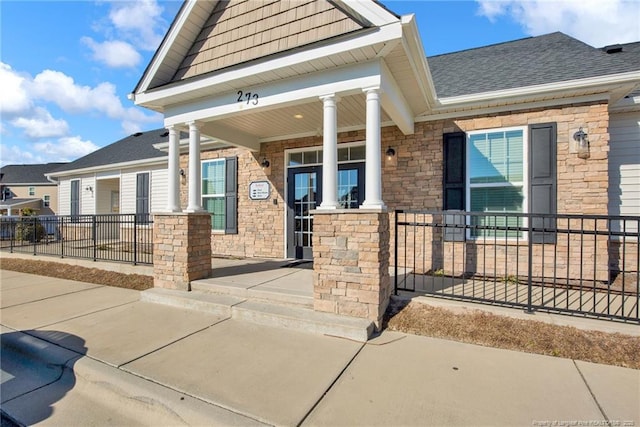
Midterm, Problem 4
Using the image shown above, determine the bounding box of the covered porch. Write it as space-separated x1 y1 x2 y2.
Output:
133 1 435 331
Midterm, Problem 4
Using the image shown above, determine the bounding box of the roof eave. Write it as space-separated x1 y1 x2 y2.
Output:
426 71 640 112
46 157 168 179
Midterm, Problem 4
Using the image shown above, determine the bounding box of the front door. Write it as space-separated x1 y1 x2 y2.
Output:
286 163 365 259
287 166 322 259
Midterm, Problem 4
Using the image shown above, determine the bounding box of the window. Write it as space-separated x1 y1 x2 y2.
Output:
468 128 525 238
43 195 50 207
202 157 237 233
136 173 150 223
70 180 80 217
443 124 556 241
28 186 35 196
202 160 225 231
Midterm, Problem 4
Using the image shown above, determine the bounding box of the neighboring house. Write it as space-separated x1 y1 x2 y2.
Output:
47 130 170 218
47 129 225 219
129 0 639 263
0 163 65 215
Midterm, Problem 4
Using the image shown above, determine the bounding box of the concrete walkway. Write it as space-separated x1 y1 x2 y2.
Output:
1 269 638 426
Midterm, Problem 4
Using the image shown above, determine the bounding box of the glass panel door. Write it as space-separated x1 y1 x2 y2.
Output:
287 167 322 259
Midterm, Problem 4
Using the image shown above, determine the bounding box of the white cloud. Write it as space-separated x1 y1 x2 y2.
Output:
11 107 69 139
108 0 165 51
0 144 38 166
0 62 32 115
34 136 100 162
29 69 161 125
81 37 142 68
476 0 640 46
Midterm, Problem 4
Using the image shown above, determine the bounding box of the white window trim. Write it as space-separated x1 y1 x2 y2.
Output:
465 126 529 240
43 194 50 207
201 158 226 231
285 141 366 168
28 186 35 196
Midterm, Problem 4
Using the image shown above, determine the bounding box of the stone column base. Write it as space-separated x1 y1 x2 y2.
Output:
153 212 212 290
312 209 391 330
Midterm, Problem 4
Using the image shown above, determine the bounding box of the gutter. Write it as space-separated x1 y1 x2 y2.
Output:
46 157 168 179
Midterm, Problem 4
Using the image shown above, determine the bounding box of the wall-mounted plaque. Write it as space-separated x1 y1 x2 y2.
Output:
249 181 270 200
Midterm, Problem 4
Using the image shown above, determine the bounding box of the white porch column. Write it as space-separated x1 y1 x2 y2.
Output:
361 87 386 209
319 94 339 209
186 121 203 212
166 125 181 212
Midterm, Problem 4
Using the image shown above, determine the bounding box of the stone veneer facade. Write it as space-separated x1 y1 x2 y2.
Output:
153 213 212 290
171 101 616 320
312 210 391 329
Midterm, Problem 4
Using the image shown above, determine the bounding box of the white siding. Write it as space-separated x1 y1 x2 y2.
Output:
58 179 71 215
151 168 168 213
608 111 640 232
121 172 137 214
82 176 96 215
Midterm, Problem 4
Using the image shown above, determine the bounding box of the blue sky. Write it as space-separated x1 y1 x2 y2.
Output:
1 0 639 167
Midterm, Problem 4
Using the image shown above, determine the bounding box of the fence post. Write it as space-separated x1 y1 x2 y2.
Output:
527 214 533 313
60 216 65 258
10 218 15 253
92 215 97 261
394 211 399 295
32 216 37 256
133 214 138 266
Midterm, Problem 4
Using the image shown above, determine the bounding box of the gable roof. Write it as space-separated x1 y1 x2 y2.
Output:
50 129 171 175
428 32 640 98
172 0 368 84
0 163 66 185
134 0 399 94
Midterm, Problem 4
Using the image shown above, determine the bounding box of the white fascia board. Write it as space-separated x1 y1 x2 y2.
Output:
333 0 399 26
134 23 402 108
380 59 414 135
163 61 383 126
436 71 640 108
136 0 202 94
400 14 437 110
153 139 230 153
46 158 168 179
200 122 261 152
417 93 609 122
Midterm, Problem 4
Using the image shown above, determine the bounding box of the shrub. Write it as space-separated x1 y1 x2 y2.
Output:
16 210 46 242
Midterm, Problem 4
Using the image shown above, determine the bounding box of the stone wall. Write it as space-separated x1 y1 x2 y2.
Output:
312 210 391 329
153 213 212 290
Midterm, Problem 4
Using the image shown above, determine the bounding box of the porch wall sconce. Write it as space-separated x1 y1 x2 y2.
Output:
85 186 93 193
179 168 186 184
573 127 590 159
260 158 270 169
385 146 397 166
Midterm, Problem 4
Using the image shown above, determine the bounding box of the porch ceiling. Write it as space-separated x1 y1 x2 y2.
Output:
203 93 393 143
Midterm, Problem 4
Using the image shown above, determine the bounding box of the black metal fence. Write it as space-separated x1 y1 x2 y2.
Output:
0 214 153 265
394 210 640 322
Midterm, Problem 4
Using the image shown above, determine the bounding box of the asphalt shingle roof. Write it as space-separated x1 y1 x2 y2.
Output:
428 32 640 98
51 128 173 174
0 163 66 184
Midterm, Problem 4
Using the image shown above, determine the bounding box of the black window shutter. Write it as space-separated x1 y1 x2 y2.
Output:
225 157 238 234
529 123 557 243
70 180 79 216
136 173 150 222
443 132 466 210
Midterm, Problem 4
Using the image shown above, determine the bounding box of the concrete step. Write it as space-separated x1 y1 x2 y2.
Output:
140 288 244 318
191 280 314 309
140 288 374 341
233 300 375 342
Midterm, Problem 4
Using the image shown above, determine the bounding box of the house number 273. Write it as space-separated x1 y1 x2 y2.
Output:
237 90 259 105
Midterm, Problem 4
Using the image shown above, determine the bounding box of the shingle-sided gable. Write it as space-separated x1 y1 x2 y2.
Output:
171 0 367 82
428 32 640 98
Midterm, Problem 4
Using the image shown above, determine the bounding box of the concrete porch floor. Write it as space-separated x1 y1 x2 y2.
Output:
200 257 315 305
